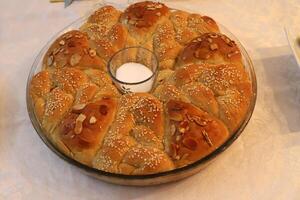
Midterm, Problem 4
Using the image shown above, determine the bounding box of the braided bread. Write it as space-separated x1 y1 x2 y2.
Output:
29 1 253 174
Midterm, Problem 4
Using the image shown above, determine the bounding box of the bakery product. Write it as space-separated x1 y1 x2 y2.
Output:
29 1 253 175
43 30 106 70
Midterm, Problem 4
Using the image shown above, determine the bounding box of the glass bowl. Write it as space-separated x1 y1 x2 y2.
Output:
26 4 257 186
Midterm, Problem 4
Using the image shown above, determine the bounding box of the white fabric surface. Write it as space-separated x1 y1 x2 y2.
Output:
0 0 300 199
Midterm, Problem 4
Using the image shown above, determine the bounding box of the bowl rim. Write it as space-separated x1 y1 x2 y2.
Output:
107 46 159 85
26 4 257 181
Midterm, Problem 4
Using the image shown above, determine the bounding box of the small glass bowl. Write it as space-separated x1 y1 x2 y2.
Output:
26 4 257 186
108 46 159 94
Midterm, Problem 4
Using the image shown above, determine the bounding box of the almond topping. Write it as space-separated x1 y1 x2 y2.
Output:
194 118 207 127
207 38 213 43
74 114 86 134
47 55 54 66
70 53 82 66
129 20 135 25
65 34 73 40
170 112 183 122
74 122 83 134
176 135 181 142
170 124 176 136
75 34 83 39
210 33 218 38
89 116 97 124
76 113 86 122
147 7 156 10
156 4 163 8
224 37 231 44
202 130 213 147
210 43 218 50
89 49 96 57
227 50 240 58
59 40 65 46
72 104 86 111
179 127 185 133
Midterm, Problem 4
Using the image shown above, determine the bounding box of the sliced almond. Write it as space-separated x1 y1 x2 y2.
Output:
210 43 218 51
176 135 181 142
76 113 86 122
170 124 176 136
72 104 86 111
59 40 65 46
202 130 213 147
194 117 207 127
89 116 97 124
179 127 185 133
74 122 83 134
170 112 183 121
156 4 163 8
70 53 82 66
47 55 54 66
65 34 73 40
88 49 96 57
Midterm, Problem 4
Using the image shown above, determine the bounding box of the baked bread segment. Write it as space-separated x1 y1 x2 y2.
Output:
177 32 242 67
152 21 182 69
43 30 106 70
93 93 174 174
165 100 229 168
170 11 220 46
172 63 252 132
81 23 134 63
120 1 170 45
87 5 121 26
30 67 119 134
42 87 74 134
56 97 118 165
180 82 219 116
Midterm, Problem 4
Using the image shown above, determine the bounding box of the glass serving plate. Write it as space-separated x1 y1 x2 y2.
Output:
26 3 257 186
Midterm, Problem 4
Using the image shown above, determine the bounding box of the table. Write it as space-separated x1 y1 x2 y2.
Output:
0 0 299 199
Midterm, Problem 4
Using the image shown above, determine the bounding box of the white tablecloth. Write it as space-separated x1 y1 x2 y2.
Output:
0 0 300 199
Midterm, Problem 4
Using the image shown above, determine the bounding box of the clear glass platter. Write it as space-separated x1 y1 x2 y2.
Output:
26 2 257 186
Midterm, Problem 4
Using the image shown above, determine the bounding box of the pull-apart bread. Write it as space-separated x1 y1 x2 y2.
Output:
29 1 252 175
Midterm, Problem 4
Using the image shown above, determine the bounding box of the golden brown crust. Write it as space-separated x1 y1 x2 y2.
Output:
165 100 229 167
43 30 106 70
173 63 252 131
120 1 170 44
153 21 182 69
180 82 219 116
88 6 121 26
93 93 174 174
169 11 220 45
42 87 74 134
177 32 242 67
57 97 118 165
